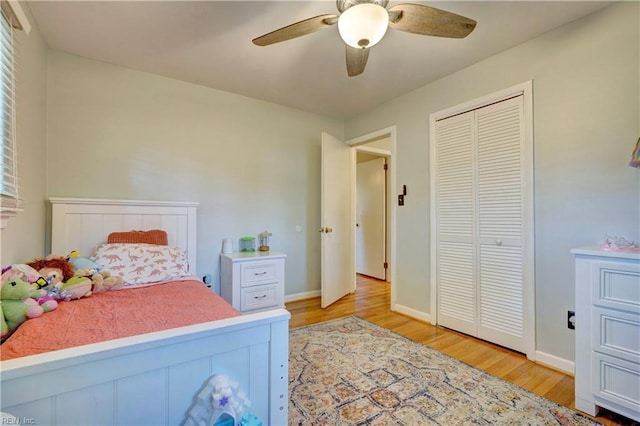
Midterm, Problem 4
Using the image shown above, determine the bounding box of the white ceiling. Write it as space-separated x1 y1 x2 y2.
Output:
27 1 612 119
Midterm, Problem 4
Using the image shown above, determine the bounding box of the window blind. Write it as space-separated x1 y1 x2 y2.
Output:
0 4 19 210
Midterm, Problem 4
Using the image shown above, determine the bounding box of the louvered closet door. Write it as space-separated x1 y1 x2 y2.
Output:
476 96 526 353
434 110 476 336
434 95 528 354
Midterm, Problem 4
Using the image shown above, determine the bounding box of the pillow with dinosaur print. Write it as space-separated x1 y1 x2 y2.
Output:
93 243 190 287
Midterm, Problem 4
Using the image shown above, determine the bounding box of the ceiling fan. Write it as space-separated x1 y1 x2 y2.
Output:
252 0 477 77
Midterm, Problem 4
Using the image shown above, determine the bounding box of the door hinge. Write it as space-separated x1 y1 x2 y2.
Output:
384 262 388 269
383 164 388 170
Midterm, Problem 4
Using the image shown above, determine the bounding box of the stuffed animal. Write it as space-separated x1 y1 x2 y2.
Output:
67 251 123 293
1 264 48 290
27 256 74 288
27 256 92 300
85 269 123 293
1 264 58 311
0 301 7 338
54 276 93 301
1 277 48 338
67 251 99 274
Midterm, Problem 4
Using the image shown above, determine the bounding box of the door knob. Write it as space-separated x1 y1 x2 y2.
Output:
318 227 333 233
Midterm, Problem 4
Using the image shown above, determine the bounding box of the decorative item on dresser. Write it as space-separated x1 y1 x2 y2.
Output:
221 251 286 314
572 246 640 423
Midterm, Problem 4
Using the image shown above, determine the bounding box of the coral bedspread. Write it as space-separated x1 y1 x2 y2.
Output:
1 279 240 361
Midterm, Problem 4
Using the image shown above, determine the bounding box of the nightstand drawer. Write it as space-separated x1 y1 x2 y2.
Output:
241 284 278 311
240 261 279 287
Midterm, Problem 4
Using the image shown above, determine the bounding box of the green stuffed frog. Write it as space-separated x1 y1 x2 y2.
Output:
1 277 47 339
0 301 7 339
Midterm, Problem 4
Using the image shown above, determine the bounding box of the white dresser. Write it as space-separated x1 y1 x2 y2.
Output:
572 247 640 422
220 251 286 314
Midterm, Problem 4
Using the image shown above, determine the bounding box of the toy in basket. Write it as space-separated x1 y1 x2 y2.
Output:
184 374 262 426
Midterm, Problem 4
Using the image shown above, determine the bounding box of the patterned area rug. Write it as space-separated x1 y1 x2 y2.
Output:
289 316 600 425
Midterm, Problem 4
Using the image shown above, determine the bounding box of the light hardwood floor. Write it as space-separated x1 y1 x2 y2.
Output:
286 275 637 426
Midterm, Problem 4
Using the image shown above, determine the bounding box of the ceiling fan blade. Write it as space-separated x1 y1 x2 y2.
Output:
388 4 476 39
252 14 338 46
346 46 369 77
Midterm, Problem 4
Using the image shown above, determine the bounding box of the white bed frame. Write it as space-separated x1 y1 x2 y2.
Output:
1 198 290 425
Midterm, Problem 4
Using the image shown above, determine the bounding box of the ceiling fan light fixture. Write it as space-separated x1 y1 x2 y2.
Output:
338 3 389 49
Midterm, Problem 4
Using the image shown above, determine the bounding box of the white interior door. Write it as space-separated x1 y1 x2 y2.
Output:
321 132 355 308
356 157 386 280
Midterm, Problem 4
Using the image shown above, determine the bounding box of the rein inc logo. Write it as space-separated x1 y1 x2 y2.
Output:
0 414 35 425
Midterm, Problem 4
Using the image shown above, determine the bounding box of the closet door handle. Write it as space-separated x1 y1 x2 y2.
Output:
495 240 503 246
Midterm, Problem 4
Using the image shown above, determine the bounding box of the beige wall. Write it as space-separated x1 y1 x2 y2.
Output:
345 2 640 363
0 4 48 266
45 51 343 296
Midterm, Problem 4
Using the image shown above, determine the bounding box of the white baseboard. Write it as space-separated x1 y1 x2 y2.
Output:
391 305 575 375
391 303 431 324
285 290 321 303
535 350 574 375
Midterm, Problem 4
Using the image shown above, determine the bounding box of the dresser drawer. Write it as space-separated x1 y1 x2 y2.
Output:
240 261 280 287
241 284 278 312
591 260 640 313
592 352 640 415
593 307 640 363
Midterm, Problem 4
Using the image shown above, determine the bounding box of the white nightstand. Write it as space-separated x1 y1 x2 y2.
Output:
220 251 286 314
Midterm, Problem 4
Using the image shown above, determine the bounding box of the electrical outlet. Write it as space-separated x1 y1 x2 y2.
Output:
202 274 212 287
567 310 575 330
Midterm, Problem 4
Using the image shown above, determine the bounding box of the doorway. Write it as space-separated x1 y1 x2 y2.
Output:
347 127 396 306
320 127 396 309
356 149 388 281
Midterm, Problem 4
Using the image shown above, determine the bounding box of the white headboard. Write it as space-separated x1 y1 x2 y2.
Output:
49 198 198 271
